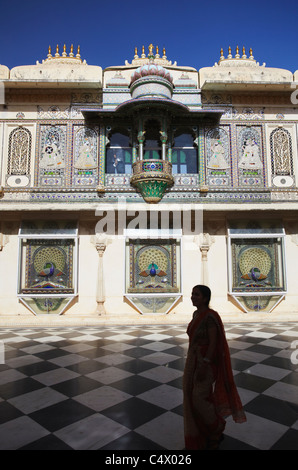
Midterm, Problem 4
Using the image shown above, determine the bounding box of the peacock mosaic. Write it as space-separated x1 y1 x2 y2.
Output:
127 239 179 294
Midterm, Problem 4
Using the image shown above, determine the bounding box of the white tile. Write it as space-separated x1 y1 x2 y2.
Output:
6 355 43 368
137 384 183 410
140 365 183 383
236 387 259 406
141 352 180 365
0 416 49 450
49 353 86 367
73 386 132 412
230 350 270 363
0 369 26 385
100 343 135 353
244 363 291 381
60 343 95 353
34 336 65 343
8 387 67 414
33 367 80 386
263 382 298 406
142 333 172 341
95 353 132 366
20 344 55 354
259 339 291 349
69 335 102 342
246 331 276 339
104 334 136 342
140 341 175 352
136 411 184 450
224 412 288 450
54 413 129 450
87 366 133 384
228 340 255 350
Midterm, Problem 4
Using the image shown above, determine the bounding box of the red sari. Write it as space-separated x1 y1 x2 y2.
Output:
183 308 246 450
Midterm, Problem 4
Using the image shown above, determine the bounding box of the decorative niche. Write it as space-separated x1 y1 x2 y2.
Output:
18 221 78 315
124 229 182 314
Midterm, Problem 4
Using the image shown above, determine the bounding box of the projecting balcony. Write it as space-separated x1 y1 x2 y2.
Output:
130 159 174 203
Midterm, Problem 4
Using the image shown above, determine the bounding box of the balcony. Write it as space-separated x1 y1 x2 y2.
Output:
130 159 174 203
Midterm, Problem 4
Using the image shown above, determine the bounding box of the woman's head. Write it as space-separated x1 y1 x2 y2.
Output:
191 285 211 308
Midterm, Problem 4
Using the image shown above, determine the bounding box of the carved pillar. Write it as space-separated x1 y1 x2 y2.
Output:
92 234 109 315
194 233 214 285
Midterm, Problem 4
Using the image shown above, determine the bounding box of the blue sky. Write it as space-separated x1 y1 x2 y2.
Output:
0 0 297 72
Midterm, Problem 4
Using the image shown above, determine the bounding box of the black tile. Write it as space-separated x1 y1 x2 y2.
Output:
262 355 295 371
20 434 73 450
101 397 165 429
233 372 274 393
16 360 58 377
0 401 23 424
117 359 156 374
28 399 95 432
101 430 165 450
66 359 107 374
0 377 44 399
51 376 101 397
112 374 160 395
271 429 298 450
244 395 297 426
34 349 69 360
281 371 298 386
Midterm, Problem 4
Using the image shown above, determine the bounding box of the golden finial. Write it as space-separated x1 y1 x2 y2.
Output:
47 45 52 59
228 46 232 58
134 47 138 59
141 45 146 58
69 44 74 57
55 44 60 57
148 43 154 56
162 47 167 59
155 45 160 58
242 46 247 59
219 48 224 60
76 45 81 59
249 47 254 59
62 44 67 57
235 45 240 58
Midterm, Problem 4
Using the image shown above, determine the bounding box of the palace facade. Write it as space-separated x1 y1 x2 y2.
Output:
0 43 298 324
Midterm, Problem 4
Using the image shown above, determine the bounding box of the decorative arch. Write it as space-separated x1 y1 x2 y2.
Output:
7 127 31 175
270 127 293 176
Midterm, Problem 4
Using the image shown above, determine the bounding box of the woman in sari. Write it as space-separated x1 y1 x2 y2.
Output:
183 285 246 450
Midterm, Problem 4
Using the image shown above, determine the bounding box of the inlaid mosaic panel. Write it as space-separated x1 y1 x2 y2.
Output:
7 127 31 176
205 126 231 186
127 239 179 294
231 239 284 293
21 239 75 295
37 125 67 186
236 125 264 186
72 126 99 186
270 127 293 176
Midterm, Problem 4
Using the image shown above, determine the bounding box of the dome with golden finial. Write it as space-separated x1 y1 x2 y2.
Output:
10 44 102 86
130 63 173 85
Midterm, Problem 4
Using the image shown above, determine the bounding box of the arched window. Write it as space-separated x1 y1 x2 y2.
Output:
144 119 162 159
106 129 132 174
270 128 293 176
7 127 31 175
172 130 198 173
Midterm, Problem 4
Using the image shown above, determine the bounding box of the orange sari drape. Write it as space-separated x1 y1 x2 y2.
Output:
183 309 246 450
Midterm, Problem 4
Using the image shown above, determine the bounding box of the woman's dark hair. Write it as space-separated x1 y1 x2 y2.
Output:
193 285 211 305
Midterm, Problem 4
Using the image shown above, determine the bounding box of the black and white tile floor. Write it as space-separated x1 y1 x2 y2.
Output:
0 322 297 451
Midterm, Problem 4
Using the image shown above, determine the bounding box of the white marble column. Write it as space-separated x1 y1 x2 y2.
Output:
194 233 214 286
92 234 110 315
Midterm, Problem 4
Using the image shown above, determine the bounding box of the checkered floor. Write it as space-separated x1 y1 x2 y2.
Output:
0 322 297 450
